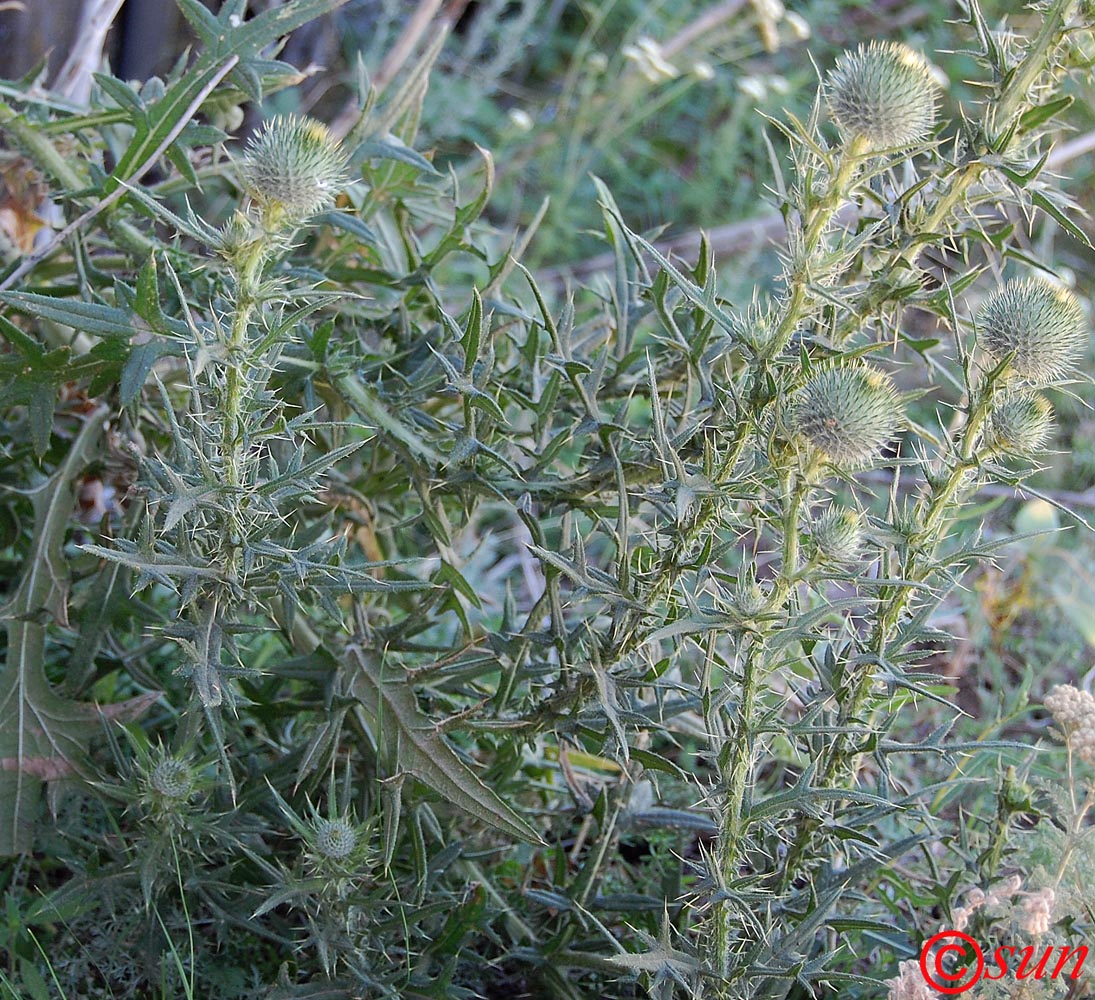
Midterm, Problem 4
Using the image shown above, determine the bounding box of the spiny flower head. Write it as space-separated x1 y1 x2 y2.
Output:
141 753 202 828
239 115 347 228
810 507 865 564
149 757 194 800
825 41 939 151
982 391 1054 457
732 578 770 618
729 297 784 358
791 365 902 467
977 278 1087 384
314 817 358 860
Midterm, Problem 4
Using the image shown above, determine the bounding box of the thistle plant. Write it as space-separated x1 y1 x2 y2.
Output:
76 114 387 724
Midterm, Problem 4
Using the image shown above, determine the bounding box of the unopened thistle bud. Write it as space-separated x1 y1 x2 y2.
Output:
732 578 770 617
315 817 358 859
791 365 902 467
150 758 193 800
977 278 1087 384
810 507 865 564
825 41 939 151
982 392 1054 457
239 115 347 229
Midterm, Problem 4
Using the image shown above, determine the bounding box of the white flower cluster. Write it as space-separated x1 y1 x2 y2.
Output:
1019 887 1056 937
949 877 1056 937
888 873 1067 998
886 959 937 1000
950 875 1022 930
1044 684 1095 764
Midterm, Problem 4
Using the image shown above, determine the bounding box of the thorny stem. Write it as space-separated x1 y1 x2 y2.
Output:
992 0 1078 131
712 457 816 972
713 638 760 978
221 240 270 556
771 137 869 352
705 129 867 960
777 376 1000 890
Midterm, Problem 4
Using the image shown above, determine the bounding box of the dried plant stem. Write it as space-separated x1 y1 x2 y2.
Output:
374 0 446 90
662 0 748 59
53 0 126 104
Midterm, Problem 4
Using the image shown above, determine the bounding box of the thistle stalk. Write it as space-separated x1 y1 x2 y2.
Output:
992 0 1079 130
222 238 268 494
711 457 817 974
776 372 1007 892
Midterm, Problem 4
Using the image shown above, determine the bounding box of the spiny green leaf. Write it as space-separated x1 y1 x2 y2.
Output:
105 0 351 196
120 339 174 407
333 374 444 464
27 385 56 457
1030 190 1094 249
0 292 134 339
357 135 440 176
0 409 158 855
346 643 543 845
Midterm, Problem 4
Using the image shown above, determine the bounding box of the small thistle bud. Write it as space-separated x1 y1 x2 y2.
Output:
732 578 770 617
811 507 865 564
977 278 1087 384
315 818 357 859
729 298 783 358
982 392 1054 457
791 365 902 467
150 759 193 800
216 208 262 261
239 115 347 228
825 41 939 151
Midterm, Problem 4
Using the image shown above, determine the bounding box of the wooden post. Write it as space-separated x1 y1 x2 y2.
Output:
0 0 90 81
